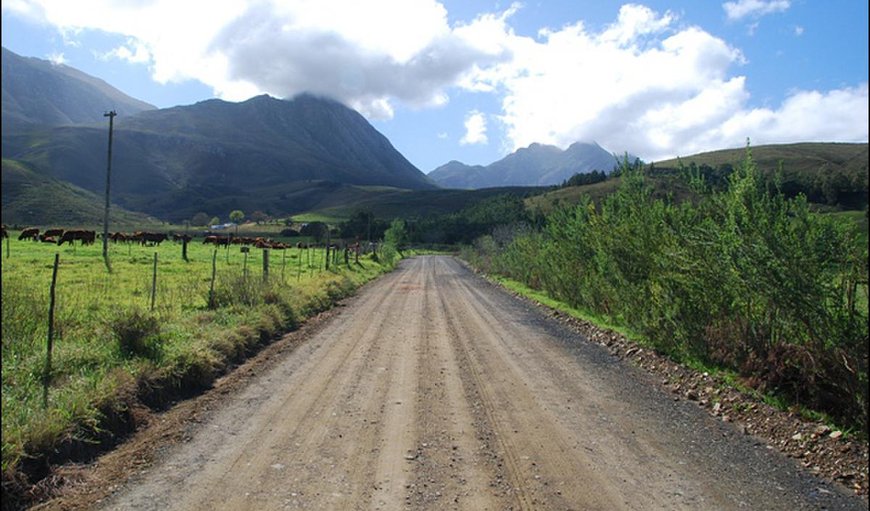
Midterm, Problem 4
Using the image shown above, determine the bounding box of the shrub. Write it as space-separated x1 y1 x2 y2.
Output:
111 308 161 359
471 143 869 432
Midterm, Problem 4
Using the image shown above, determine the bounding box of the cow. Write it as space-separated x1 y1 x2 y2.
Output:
1 225 7 239
18 228 39 241
172 233 193 243
40 236 57 244
43 228 64 238
140 232 168 246
110 232 129 243
203 235 230 246
58 230 96 246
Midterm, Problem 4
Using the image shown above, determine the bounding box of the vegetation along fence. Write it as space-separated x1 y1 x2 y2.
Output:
1 232 392 497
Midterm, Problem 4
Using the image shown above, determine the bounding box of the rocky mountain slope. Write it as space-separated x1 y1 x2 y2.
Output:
429 141 628 189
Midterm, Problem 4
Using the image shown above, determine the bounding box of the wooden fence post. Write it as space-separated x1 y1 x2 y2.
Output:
150 252 158 311
209 249 218 309
281 248 286 282
182 238 189 262
262 249 269 282
43 253 60 408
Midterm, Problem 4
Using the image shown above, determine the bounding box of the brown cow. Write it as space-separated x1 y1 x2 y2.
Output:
43 228 64 238
18 227 39 241
1 225 7 239
110 232 129 243
40 236 57 244
58 230 96 246
140 232 168 245
203 235 230 246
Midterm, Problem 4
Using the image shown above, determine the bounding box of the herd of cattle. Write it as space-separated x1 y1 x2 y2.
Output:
11 227 98 245
1 226 361 253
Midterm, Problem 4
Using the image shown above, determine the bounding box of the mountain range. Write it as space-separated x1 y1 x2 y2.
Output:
1 46 156 130
2 46 865 227
428 141 630 189
2 47 438 223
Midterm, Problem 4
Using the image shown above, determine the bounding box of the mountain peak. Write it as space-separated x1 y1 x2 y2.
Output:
429 141 631 189
2 46 156 129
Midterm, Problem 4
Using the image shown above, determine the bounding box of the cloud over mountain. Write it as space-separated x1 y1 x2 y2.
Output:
5 0 866 162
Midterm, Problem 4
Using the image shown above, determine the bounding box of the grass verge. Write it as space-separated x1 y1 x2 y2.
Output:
1 237 398 509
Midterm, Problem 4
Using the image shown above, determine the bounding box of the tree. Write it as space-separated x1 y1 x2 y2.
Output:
229 210 245 234
250 210 268 224
209 217 220 227
384 218 408 250
339 210 388 241
300 221 329 243
191 212 210 227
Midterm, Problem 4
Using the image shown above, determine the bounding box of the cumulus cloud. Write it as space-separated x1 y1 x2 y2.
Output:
46 51 65 64
101 37 151 64
213 2 508 118
723 0 790 21
460 110 488 145
454 3 867 160
1 0 510 118
3 0 866 161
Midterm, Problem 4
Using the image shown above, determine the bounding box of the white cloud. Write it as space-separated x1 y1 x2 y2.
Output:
460 110 488 145
723 0 790 21
717 84 869 146
452 4 867 161
46 51 65 64
3 0 865 161
794 25 804 36
0 0 510 118
102 38 151 64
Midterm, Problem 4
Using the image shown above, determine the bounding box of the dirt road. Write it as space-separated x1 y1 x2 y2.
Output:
97 256 863 510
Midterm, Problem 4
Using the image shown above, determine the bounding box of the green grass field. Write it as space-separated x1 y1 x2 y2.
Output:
1 232 393 480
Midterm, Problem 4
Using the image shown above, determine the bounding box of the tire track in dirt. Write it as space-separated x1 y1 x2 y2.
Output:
406 258 504 510
441 259 623 510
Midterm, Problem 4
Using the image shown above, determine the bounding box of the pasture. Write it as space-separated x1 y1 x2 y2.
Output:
1 230 391 479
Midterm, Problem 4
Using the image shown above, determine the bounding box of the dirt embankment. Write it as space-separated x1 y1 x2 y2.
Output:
33 256 867 510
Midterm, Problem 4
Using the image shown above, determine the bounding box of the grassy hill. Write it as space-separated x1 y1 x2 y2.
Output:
2 95 435 223
654 142 868 209
307 186 547 221
527 143 868 216
1 159 158 228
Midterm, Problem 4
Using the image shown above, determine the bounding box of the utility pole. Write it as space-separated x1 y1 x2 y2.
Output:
102 110 116 271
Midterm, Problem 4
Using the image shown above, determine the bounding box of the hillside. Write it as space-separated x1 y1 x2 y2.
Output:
1 47 156 132
1 159 157 227
526 142 869 215
429 141 627 189
654 142 868 208
2 94 437 222
302 186 547 222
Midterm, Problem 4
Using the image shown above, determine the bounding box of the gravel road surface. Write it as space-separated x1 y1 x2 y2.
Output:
96 255 864 510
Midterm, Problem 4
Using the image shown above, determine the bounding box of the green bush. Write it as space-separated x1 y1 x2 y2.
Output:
111 308 161 359
469 144 869 432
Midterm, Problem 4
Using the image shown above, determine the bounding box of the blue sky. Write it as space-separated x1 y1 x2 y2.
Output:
2 0 867 172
